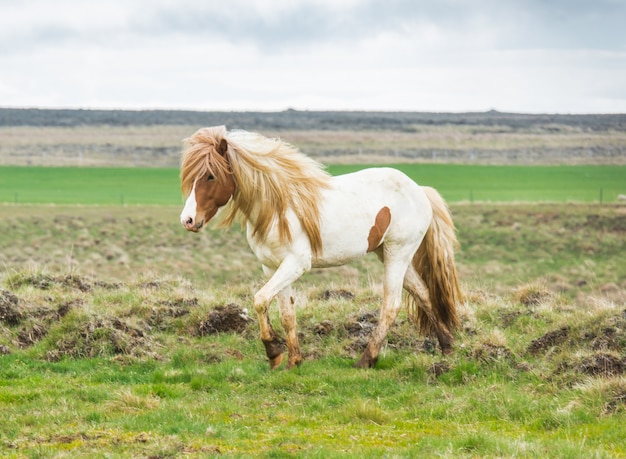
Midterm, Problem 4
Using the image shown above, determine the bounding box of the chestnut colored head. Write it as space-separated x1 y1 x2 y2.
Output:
180 137 236 232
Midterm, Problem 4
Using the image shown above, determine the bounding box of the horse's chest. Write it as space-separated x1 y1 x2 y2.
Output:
245 223 305 269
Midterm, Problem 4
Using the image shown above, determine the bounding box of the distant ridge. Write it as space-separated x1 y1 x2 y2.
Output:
1 108 625 131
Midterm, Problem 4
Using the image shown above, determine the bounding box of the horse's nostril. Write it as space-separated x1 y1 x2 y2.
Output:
185 217 193 225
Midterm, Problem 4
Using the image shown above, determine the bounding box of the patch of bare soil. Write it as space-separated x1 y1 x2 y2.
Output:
18 323 47 347
343 310 378 354
149 298 197 329
472 343 515 363
319 289 355 300
527 327 570 355
198 304 251 335
0 290 22 325
578 309 626 354
344 310 378 337
578 353 625 377
313 320 334 336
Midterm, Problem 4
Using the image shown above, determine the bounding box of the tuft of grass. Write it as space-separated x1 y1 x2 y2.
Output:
514 281 556 307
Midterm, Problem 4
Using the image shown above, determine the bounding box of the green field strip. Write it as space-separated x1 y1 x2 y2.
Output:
0 164 624 205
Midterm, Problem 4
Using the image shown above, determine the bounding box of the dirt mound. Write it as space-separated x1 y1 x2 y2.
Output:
527 327 570 355
472 343 514 362
149 298 197 329
198 304 251 335
515 284 554 307
11 274 92 292
0 290 22 325
319 289 355 300
343 310 378 354
578 353 625 377
344 310 378 338
18 323 48 347
48 316 156 361
314 320 334 336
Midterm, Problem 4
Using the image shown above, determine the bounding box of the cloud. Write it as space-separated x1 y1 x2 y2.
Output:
0 0 624 112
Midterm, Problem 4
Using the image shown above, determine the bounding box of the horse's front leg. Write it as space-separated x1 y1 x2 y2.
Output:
256 259 309 369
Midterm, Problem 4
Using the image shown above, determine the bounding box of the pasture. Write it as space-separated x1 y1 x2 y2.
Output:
1 198 625 457
1 164 625 205
1 111 625 456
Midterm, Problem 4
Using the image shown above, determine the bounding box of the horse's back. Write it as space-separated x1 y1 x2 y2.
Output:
314 167 432 266
328 167 429 218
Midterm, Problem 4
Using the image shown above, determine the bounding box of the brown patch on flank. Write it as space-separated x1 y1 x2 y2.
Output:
367 206 391 253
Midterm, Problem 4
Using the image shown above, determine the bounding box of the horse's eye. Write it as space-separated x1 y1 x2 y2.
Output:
207 175 215 181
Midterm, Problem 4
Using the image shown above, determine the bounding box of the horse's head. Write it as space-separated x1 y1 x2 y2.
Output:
180 128 236 232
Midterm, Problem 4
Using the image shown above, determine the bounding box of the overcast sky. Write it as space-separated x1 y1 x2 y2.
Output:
1 0 625 113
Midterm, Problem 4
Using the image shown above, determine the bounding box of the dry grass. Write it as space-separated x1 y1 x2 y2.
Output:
2 124 625 167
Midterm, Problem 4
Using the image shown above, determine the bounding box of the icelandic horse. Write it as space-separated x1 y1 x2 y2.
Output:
179 126 462 369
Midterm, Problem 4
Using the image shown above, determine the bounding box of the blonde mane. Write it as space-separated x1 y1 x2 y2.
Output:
180 126 331 256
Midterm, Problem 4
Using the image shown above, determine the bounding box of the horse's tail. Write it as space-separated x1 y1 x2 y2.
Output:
410 186 462 336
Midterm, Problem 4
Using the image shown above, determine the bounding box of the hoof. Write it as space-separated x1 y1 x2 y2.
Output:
263 338 285 370
353 354 377 369
269 353 284 370
285 356 303 370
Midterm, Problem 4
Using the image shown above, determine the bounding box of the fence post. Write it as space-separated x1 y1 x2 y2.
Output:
600 188 603 205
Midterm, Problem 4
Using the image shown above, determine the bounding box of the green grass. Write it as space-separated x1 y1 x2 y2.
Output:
329 164 626 203
1 270 625 458
0 202 625 457
1 165 624 205
0 166 179 205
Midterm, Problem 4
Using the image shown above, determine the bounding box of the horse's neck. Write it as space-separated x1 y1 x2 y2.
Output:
234 195 263 226
235 195 291 238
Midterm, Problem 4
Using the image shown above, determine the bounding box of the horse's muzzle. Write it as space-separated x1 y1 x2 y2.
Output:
182 218 203 232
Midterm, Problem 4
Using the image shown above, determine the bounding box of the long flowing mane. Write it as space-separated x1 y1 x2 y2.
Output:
180 126 332 256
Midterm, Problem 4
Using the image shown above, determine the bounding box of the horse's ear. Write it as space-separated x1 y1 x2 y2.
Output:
218 138 228 157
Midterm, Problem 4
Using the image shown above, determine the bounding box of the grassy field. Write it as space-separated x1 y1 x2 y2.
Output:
2 110 624 456
1 164 625 205
0 202 625 457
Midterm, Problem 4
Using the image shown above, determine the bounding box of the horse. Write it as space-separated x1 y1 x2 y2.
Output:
179 126 462 369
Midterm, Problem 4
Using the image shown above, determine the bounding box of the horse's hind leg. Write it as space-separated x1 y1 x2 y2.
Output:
354 250 409 369
403 264 453 355
276 285 303 369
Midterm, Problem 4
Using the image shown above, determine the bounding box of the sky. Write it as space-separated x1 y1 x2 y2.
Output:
1 0 625 113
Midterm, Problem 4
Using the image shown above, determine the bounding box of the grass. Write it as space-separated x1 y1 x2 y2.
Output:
0 166 178 205
0 203 623 293
329 164 626 203
1 164 625 205
0 202 625 457
1 271 625 457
